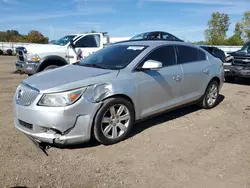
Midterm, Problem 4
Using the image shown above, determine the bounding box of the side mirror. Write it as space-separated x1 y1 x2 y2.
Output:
69 39 75 48
140 59 162 70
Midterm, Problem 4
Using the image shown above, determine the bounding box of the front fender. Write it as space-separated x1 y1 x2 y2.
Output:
37 55 68 72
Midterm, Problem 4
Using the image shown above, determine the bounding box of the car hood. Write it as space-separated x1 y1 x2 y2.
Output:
228 50 249 57
23 65 119 93
22 44 65 54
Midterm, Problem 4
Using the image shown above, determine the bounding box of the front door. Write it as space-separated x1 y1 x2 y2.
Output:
135 45 184 118
68 33 103 64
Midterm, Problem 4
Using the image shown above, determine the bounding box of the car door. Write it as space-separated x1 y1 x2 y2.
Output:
68 34 103 64
135 45 184 118
176 45 211 103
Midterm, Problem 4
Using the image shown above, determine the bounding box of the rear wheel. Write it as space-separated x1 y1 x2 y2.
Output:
198 80 219 109
93 97 135 145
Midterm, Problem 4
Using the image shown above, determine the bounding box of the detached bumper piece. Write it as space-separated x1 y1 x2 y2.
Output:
26 135 51 156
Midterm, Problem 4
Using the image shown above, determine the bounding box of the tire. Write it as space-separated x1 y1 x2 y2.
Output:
6 49 12 56
0 50 3 55
198 80 219 109
225 76 235 83
93 97 135 145
43 65 59 71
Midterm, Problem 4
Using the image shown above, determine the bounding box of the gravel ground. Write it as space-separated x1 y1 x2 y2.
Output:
0 56 250 188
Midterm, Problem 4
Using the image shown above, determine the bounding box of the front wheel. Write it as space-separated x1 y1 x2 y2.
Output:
198 80 219 109
43 65 59 71
93 97 135 145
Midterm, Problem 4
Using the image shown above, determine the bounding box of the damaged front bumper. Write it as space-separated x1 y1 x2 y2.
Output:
14 93 102 147
14 115 94 146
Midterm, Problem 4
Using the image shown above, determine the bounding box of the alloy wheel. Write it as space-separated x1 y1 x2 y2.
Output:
206 83 218 106
101 104 131 139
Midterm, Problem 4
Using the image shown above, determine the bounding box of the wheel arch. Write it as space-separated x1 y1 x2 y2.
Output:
38 55 68 72
210 76 220 85
90 93 136 140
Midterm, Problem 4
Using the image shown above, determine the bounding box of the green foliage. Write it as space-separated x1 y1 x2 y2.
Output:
202 11 249 45
193 41 207 45
225 22 245 45
205 12 230 45
0 30 49 44
241 11 250 41
26 30 49 43
226 34 245 45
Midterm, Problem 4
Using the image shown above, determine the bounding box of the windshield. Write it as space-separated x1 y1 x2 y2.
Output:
53 35 77 46
241 42 250 51
131 32 152 40
131 32 161 40
77 44 147 70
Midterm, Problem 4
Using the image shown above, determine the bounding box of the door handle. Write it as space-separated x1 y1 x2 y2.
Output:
173 75 181 81
203 69 209 74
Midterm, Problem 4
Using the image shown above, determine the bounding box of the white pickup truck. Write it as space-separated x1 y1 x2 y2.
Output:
15 32 110 76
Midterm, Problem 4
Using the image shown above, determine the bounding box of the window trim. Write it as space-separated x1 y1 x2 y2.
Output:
133 44 178 72
175 44 208 65
74 34 101 48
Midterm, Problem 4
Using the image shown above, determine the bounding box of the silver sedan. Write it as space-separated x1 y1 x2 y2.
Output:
14 40 224 147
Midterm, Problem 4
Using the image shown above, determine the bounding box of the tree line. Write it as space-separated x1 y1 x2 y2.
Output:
195 11 250 45
0 11 249 45
0 30 49 44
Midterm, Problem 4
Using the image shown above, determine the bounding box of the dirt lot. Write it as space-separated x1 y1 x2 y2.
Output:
0 56 250 188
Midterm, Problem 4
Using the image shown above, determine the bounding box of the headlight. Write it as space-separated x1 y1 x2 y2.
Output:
38 88 87 107
26 53 41 61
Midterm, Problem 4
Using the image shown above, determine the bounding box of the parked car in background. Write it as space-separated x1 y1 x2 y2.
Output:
224 42 250 82
14 40 224 150
15 32 110 76
199 45 233 82
130 31 184 42
199 45 226 63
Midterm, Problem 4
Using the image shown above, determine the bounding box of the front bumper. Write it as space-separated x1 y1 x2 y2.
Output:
14 92 102 146
223 63 233 76
231 66 250 78
15 60 40 75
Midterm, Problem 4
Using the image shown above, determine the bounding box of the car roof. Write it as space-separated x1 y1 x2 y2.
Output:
112 40 197 48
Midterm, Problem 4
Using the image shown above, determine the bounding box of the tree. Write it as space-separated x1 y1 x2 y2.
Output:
193 41 207 45
26 30 49 44
50 40 56 44
205 12 230 45
241 11 250 41
4 30 20 42
226 22 244 45
90 30 97 33
0 31 8 42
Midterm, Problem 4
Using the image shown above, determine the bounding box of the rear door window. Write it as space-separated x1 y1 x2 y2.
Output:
176 45 206 64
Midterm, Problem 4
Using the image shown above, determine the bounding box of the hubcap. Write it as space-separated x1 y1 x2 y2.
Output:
101 104 130 139
207 83 218 106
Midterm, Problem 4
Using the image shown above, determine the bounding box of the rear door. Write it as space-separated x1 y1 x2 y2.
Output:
68 33 103 64
135 45 184 118
175 45 211 103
